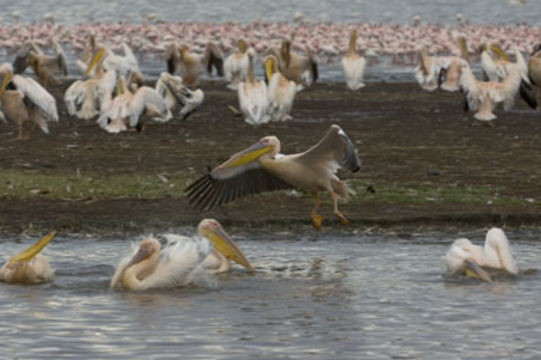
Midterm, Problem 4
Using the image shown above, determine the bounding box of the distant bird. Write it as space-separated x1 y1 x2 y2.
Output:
0 232 55 285
185 125 361 230
264 54 297 122
110 219 254 291
155 72 204 120
278 38 318 89
238 49 269 125
342 29 366 91
0 62 59 140
12 41 68 86
165 42 224 87
224 39 251 90
444 228 518 282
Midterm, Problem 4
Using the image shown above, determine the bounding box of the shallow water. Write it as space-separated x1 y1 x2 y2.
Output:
1 230 540 359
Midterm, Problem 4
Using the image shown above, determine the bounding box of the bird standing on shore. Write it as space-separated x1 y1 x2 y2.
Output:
224 39 251 90
279 38 318 89
264 54 297 122
165 42 224 87
342 29 366 90
238 48 269 125
13 41 68 86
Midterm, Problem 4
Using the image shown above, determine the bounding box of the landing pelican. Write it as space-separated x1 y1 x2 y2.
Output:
13 41 68 86
444 228 518 282
110 219 254 291
264 54 297 122
238 49 269 125
0 232 55 285
342 29 366 90
166 42 224 87
0 63 59 140
224 39 250 90
155 72 204 120
279 38 318 89
186 125 361 230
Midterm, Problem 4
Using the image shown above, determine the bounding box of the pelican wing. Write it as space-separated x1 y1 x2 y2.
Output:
12 75 58 122
129 86 170 126
298 125 361 173
203 42 224 76
459 63 481 111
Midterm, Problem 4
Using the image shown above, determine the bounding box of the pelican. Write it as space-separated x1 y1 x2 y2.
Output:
0 63 59 140
224 39 250 90
110 219 254 291
185 125 361 230
85 44 140 79
12 40 68 86
264 54 297 122
479 42 510 82
414 35 469 92
0 232 55 285
528 43 541 90
342 29 366 91
279 38 318 89
444 228 518 282
155 72 204 120
165 42 224 87
238 49 269 125
460 47 536 121
97 73 171 133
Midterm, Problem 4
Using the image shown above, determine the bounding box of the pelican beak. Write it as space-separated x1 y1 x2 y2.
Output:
206 226 255 274
0 70 12 97
85 47 105 77
116 77 124 95
265 58 274 81
8 232 55 264
464 259 492 282
126 243 152 268
221 140 274 169
490 44 509 61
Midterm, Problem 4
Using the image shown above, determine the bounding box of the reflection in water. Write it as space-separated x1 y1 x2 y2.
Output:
0 232 540 358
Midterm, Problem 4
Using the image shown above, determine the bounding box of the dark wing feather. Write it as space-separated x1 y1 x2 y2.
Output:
13 55 29 74
205 43 224 76
438 67 446 88
519 79 537 109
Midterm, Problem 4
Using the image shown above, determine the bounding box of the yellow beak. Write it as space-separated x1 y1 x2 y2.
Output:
8 232 55 264
206 227 254 274
265 59 274 81
464 259 492 282
85 47 105 77
221 141 273 169
490 44 509 62
0 70 12 97
116 77 125 95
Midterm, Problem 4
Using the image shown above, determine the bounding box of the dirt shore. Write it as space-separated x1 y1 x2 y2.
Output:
2 80 541 235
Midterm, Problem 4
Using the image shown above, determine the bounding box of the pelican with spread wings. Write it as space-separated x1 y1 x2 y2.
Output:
13 40 68 86
185 125 361 230
165 42 224 87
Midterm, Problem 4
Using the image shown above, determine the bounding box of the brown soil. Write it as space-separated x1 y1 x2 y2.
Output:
2 80 541 235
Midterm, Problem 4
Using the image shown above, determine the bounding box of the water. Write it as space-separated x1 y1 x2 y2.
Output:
0 0 538 25
1 230 540 359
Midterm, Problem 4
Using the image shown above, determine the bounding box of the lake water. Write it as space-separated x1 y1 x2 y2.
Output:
1 229 540 359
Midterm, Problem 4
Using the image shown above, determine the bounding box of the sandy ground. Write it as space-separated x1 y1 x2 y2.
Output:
2 80 541 235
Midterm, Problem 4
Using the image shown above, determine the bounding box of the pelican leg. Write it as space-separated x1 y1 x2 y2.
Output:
310 192 323 230
331 191 348 225
16 120 30 141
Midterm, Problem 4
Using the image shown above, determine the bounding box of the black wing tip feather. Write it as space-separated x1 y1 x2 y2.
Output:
519 79 537 109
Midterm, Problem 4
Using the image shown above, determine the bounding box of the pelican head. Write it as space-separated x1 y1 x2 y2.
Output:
85 46 106 77
198 219 254 273
219 136 280 170
180 44 190 57
125 237 160 270
490 43 509 61
0 62 13 97
237 39 247 53
445 238 492 282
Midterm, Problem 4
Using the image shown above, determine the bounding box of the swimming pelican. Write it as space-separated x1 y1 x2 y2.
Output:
224 39 250 90
279 38 318 89
155 72 204 120
238 49 269 125
165 42 224 87
97 73 171 133
264 54 297 122
444 227 518 282
479 42 510 82
110 219 254 291
460 47 536 121
13 40 68 86
0 232 55 285
0 62 59 140
185 125 361 230
342 29 366 91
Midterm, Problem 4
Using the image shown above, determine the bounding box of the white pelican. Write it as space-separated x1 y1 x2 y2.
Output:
264 55 297 122
85 44 140 79
13 40 68 86
341 29 366 91
460 47 536 121
0 63 59 140
528 43 541 91
238 49 269 125
479 42 510 82
110 219 254 291
186 125 361 230
444 228 518 282
279 38 318 89
224 39 250 90
0 232 55 285
97 73 171 133
165 42 224 88
155 72 204 120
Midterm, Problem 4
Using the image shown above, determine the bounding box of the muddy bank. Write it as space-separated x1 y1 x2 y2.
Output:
1 81 541 235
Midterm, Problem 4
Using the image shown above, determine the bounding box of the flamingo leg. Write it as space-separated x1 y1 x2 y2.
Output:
331 191 349 225
310 192 323 230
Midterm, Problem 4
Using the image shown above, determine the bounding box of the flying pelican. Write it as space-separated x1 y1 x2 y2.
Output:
460 47 536 121
110 219 254 291
444 228 518 282
342 29 366 91
165 42 224 87
185 125 361 230
238 48 269 125
0 63 59 140
264 54 297 122
224 39 250 90
13 40 68 86
97 73 171 133
279 38 318 89
414 35 469 92
479 41 510 82
0 232 55 285
155 72 204 120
